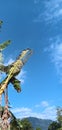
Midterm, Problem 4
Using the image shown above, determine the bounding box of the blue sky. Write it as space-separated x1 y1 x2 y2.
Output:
0 0 62 120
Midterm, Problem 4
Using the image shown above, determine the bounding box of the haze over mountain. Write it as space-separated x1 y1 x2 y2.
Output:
27 117 53 130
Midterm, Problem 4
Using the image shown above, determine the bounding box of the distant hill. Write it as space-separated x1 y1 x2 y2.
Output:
26 117 53 130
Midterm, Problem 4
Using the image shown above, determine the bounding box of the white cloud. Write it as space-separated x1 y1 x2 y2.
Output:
11 101 57 120
11 105 56 120
4 58 14 65
44 37 62 82
34 0 62 23
41 101 49 107
44 0 62 23
34 0 40 4
41 106 56 120
35 101 49 108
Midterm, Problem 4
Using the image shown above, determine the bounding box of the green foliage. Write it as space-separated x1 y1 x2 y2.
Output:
0 20 3 28
48 121 61 130
8 111 20 130
0 20 3 25
57 128 62 130
57 107 62 126
0 40 11 51
36 127 42 130
10 119 20 130
19 118 33 130
48 106 62 130
17 119 23 129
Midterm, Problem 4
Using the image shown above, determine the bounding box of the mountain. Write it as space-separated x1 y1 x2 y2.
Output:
27 117 53 130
